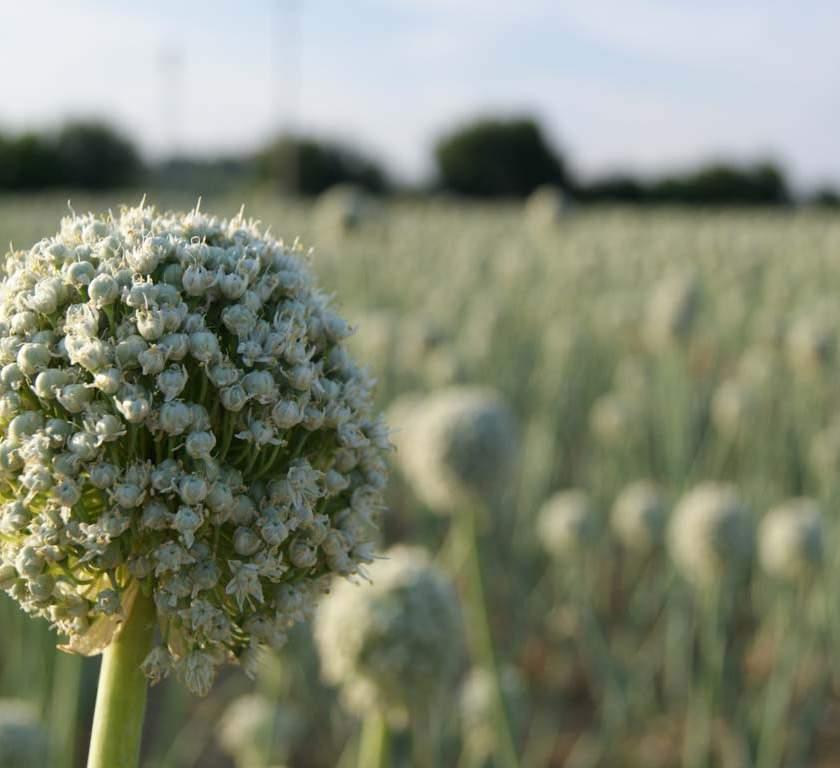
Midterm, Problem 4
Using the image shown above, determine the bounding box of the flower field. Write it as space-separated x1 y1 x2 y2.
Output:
1 193 839 767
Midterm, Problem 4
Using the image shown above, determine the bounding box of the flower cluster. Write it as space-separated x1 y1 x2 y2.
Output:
536 489 595 558
389 387 519 514
0 202 390 694
758 498 823 582
314 545 462 724
609 480 667 554
667 483 752 585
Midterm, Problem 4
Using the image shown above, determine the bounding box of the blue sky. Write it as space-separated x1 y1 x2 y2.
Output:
2 0 839 188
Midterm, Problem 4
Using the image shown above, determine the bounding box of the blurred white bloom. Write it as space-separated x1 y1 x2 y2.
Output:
785 312 835 375
668 483 752 585
758 498 823 582
643 273 700 352
710 379 753 438
218 693 303 768
314 545 462 724
460 665 526 761
536 489 595 558
389 387 519 513
610 480 667 554
524 185 569 230
589 392 640 446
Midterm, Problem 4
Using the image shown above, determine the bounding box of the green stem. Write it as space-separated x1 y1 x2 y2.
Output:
357 712 390 768
86 589 156 768
459 508 520 768
49 651 82 768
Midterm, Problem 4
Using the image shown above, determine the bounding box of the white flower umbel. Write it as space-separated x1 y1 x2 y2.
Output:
389 387 518 514
610 480 667 554
536 489 595 559
0 203 391 766
314 545 461 725
758 498 823 583
668 483 752 586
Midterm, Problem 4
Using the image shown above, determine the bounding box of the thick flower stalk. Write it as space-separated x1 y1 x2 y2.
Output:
0 203 390 763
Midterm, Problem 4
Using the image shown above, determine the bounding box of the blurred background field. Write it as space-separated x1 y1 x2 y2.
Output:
3 194 840 766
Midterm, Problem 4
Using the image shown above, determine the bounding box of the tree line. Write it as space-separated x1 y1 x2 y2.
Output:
0 116 835 206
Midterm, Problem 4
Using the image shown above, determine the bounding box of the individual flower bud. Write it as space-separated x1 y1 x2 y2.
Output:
91 368 122 395
271 399 302 429
185 431 216 460
89 462 119 489
220 385 248 412
7 412 44 444
138 345 167 376
66 260 97 286
88 273 119 307
207 360 240 388
16 343 50 376
173 506 204 548
242 370 276 404
221 305 257 337
114 388 150 423
93 414 126 444
33 369 69 400
75 340 112 372
179 475 209 505
159 333 189 361
56 384 94 414
115 335 149 369
233 527 262 556
159 401 193 435
136 309 166 341
218 272 248 299
0 363 24 390
190 332 220 364
156 366 188 401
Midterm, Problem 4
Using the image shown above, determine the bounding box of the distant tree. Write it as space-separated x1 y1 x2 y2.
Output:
54 121 142 189
255 136 387 195
0 132 62 190
575 174 649 203
434 117 568 197
649 162 789 205
810 186 840 207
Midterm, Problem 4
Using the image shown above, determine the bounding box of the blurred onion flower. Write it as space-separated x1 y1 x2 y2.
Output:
643 273 700 352
460 665 526 761
668 483 752 585
389 387 518 513
758 498 823 582
524 185 569 230
218 693 303 768
0 203 390 694
314 545 461 724
536 489 595 558
610 480 667 554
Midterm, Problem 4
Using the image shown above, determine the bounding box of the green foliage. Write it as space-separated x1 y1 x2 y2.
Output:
581 161 790 205
434 116 568 197
254 135 387 196
0 122 141 191
53 121 142 190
